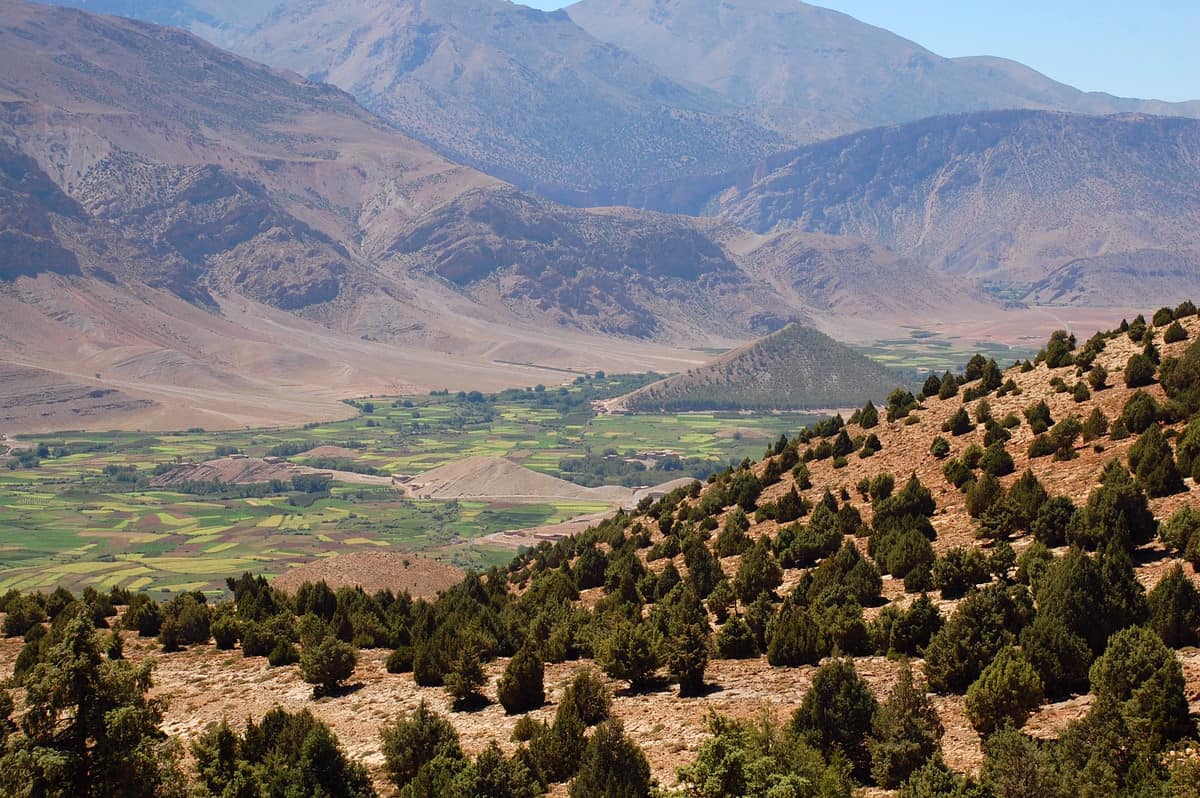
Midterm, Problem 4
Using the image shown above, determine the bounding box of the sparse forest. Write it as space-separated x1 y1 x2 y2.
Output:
3 305 1200 796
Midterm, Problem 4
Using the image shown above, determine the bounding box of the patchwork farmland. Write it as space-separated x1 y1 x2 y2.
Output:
0 375 804 596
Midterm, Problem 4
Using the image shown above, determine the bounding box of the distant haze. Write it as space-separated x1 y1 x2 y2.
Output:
523 0 1200 103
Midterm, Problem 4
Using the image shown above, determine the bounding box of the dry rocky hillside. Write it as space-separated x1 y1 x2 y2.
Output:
3 307 1199 796
7 2 1198 435
270 552 464 598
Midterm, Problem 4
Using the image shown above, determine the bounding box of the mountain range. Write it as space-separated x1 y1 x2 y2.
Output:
1 0 956 333
642 109 1200 307
567 0 1200 134
0 0 971 430
45 0 1200 199
3 0 1200 430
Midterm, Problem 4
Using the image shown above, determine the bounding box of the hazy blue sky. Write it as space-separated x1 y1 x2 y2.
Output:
530 0 1199 102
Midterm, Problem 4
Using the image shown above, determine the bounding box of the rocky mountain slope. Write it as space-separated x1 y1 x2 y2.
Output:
249 0 792 199
0 0 494 304
568 0 1200 141
614 321 904 411
68 0 785 199
0 1 697 428
658 110 1200 305
0 0 939 339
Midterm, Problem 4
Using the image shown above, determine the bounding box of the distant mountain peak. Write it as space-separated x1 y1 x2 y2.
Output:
568 0 1200 138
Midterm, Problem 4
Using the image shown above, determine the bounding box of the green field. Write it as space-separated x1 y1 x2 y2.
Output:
0 375 806 597
857 329 1037 374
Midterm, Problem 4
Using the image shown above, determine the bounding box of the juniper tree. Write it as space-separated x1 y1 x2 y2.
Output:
300 634 358 697
1175 415 1200 475
682 534 723 598
569 720 651 798
1081 407 1109 441
1088 626 1194 745
0 614 180 798
766 600 823 667
979 728 1065 798
1128 425 1185 497
924 585 1029 693
498 642 545 714
559 668 611 727
2 594 45 638
858 399 880 428
938 373 959 400
715 615 759 659
1030 495 1075 547
459 741 540 798
666 621 710 697
1160 506 1200 566
943 407 973 436
445 644 487 709
1018 614 1092 698
380 700 464 789
714 509 751 557
1146 563 1200 647
595 620 661 691
791 658 878 775
868 661 943 788
1121 390 1160 434
732 537 782 605
870 593 942 657
1068 460 1157 551
965 646 1044 734
1035 547 1109 652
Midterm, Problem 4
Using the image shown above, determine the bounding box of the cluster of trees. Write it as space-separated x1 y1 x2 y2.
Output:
378 675 649 797
676 659 943 794
558 450 730 488
918 355 1005 408
0 606 650 798
7 439 141 472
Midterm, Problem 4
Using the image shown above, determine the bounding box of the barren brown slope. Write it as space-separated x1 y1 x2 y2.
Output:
0 0 497 301
406 456 634 504
270 552 463 598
